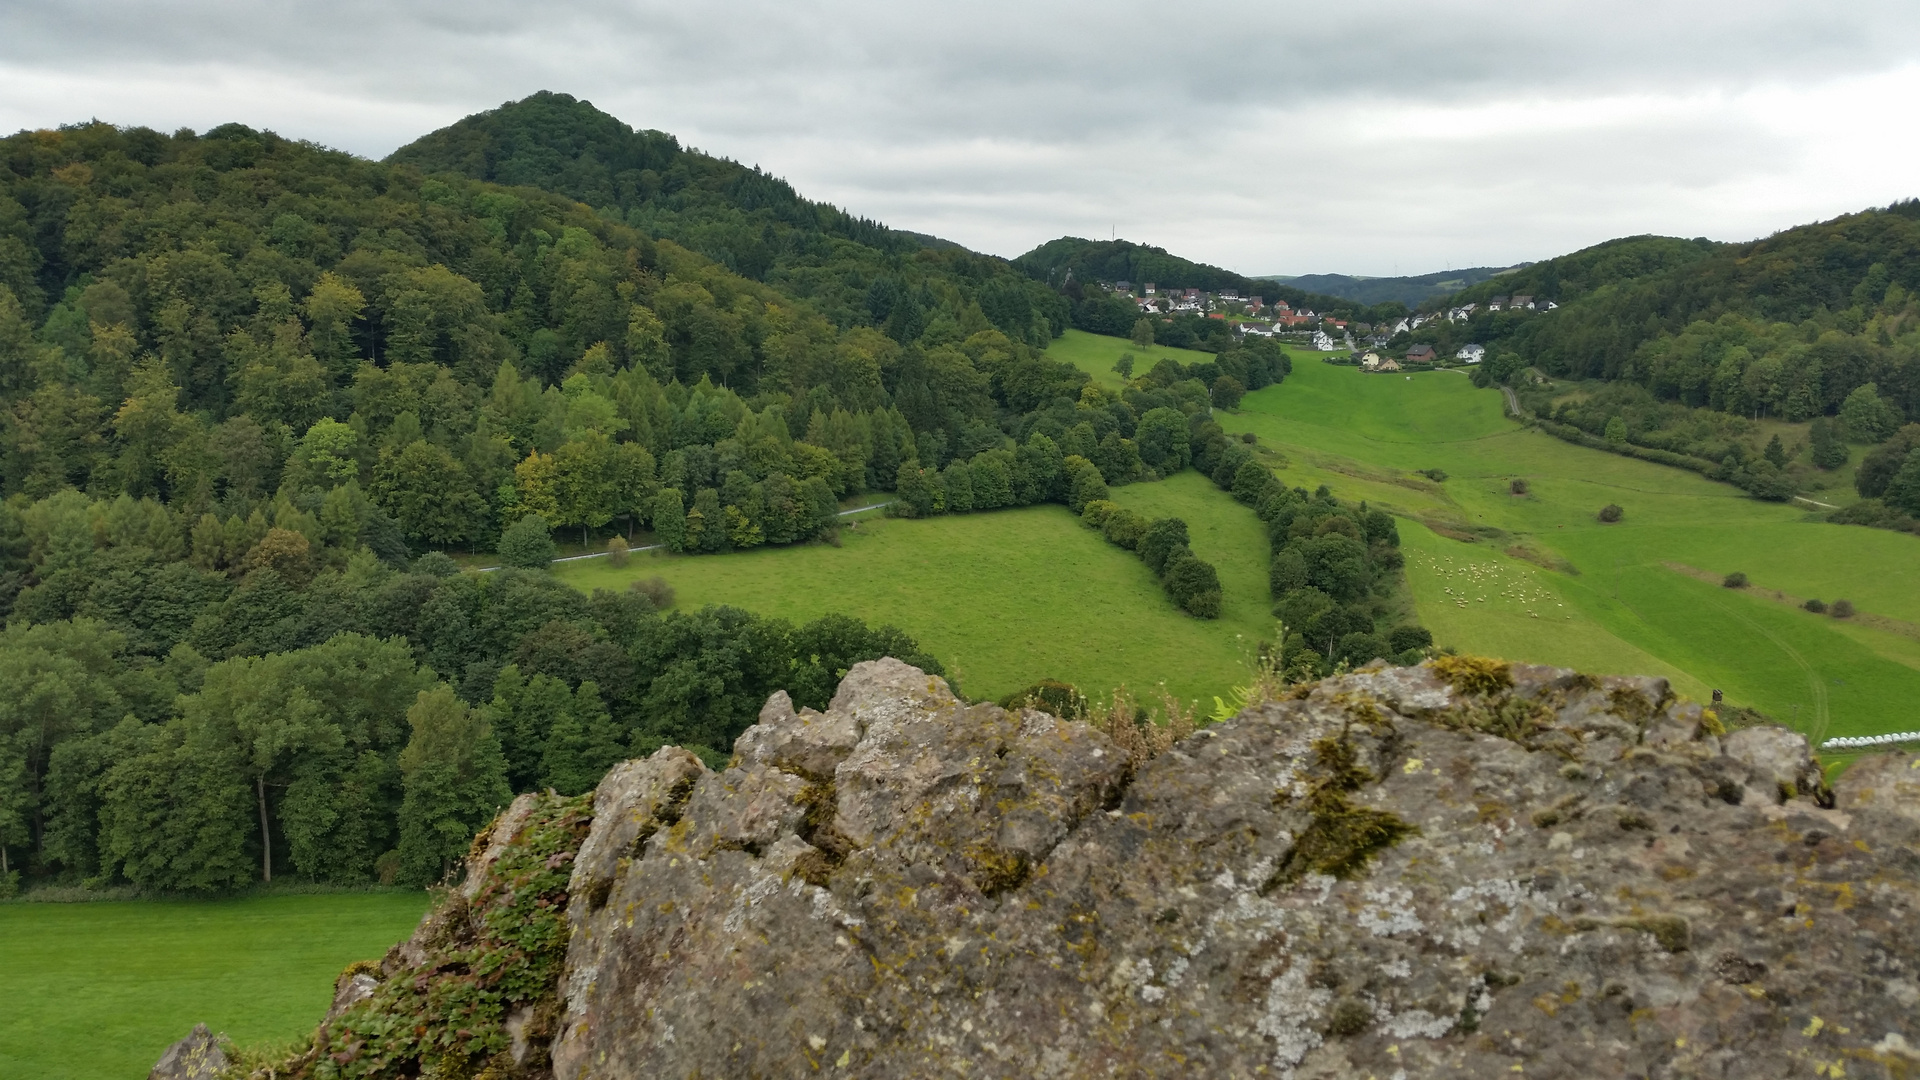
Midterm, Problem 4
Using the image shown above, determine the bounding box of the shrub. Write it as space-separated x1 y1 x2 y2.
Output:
605 535 630 567
497 514 556 568
1597 504 1623 523
1241 431 1258 444
1831 598 1855 619
1386 625 1433 652
1138 518 1191 574
1803 598 1827 614
630 575 675 610
412 551 460 577
1417 468 1447 482
1722 571 1748 588
999 679 1088 719
1509 478 1530 496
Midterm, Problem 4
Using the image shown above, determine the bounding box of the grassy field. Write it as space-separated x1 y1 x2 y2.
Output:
0 892 428 1080
1047 328 1219 391
556 487 1270 707
1219 353 1920 736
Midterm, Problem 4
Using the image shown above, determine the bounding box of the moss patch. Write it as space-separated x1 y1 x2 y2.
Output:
1266 736 1418 890
249 793 593 1080
1429 655 1515 697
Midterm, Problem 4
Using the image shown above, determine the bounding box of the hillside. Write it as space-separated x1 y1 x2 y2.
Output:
1265 264 1522 307
386 92 1060 334
1429 205 1920 407
1013 235 1393 320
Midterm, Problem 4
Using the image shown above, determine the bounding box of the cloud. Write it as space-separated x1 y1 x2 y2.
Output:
3 0 1916 274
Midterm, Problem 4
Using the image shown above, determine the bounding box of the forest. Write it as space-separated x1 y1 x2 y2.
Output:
1376 204 1920 509
0 97 1363 897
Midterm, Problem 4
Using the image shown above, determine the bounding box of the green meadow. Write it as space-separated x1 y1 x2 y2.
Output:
1221 352 1920 737
556 480 1273 707
1046 328 1219 391
556 330 1920 738
0 893 428 1080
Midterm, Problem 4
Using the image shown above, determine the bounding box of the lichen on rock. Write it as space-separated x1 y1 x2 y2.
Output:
201 656 1920 1080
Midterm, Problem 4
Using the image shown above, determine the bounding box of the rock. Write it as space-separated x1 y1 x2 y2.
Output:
1723 724 1823 800
276 658 1920 1080
325 971 378 1022
148 1023 227 1080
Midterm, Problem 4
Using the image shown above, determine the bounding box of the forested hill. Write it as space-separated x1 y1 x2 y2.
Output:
385 92 1026 330
1434 202 1920 393
1272 265 1520 308
1013 236 1379 318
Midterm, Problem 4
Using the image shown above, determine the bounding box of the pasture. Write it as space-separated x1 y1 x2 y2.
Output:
1222 353 1920 735
0 892 428 1080
556 487 1272 707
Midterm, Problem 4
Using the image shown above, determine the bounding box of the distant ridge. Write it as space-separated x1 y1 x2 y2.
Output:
1255 266 1525 307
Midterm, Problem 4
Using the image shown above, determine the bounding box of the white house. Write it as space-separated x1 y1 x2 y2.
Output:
1456 343 1486 364
1391 318 1411 335
1310 329 1336 351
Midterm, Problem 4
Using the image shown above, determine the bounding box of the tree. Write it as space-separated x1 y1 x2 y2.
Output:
1134 407 1191 472
647 488 686 552
499 514 557 568
553 433 618 545
1113 353 1135 379
1210 376 1246 410
396 685 510 887
537 681 624 795
1840 382 1899 443
1885 448 1920 516
1763 434 1788 469
1604 416 1627 446
373 440 482 547
1131 318 1155 348
1808 417 1846 470
1063 455 1108 513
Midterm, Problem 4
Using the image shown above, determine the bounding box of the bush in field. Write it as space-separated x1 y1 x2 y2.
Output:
1723 572 1748 588
1830 599 1856 618
1598 504 1623 523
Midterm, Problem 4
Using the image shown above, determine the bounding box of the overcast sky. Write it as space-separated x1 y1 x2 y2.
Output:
4 1 1917 276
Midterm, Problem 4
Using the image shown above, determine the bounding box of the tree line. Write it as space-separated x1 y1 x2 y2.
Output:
0 490 941 894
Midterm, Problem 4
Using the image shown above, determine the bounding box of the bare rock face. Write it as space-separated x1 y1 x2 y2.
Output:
148 1023 227 1080
542 657 1920 1078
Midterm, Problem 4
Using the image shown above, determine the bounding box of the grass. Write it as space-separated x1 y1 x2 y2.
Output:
555 492 1268 707
1217 352 1920 736
1047 328 1219 391
0 892 428 1080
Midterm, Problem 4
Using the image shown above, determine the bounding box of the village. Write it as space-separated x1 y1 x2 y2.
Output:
1094 278 1559 373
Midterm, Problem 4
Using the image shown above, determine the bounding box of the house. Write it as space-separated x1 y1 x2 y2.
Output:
1377 358 1401 372
1510 295 1533 310
1391 318 1411 335
1220 291 1242 302
1239 322 1275 338
1489 295 1508 311
1456 343 1486 364
1310 329 1336 351
1144 283 1156 295
1357 350 1382 370
1405 343 1436 364
1447 303 1478 321
1115 280 1131 293
1183 288 1202 301
1249 296 1263 311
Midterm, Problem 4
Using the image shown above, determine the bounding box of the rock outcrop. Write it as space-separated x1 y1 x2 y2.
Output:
220 656 1920 1079
148 1023 228 1080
